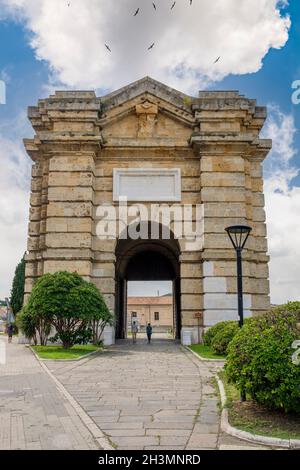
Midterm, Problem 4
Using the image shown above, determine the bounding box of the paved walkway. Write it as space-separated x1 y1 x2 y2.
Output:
47 339 266 450
0 335 98 450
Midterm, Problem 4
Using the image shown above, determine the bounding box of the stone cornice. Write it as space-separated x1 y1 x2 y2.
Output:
190 134 272 162
24 77 271 161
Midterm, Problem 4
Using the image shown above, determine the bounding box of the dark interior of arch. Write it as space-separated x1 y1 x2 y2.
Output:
125 250 176 281
115 236 181 340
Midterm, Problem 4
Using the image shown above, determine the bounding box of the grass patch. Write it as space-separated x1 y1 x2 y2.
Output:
189 343 226 360
32 344 101 360
219 371 300 440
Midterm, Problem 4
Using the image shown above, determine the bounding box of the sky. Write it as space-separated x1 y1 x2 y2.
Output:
0 0 299 303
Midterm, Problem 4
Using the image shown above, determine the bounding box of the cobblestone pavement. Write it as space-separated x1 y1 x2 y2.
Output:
47 339 267 450
0 336 99 450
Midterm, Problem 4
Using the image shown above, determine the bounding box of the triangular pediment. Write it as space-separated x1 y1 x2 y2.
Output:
101 77 192 111
99 77 195 146
100 77 195 126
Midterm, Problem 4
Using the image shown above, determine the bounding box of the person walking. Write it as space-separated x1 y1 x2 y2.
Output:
146 323 153 344
131 321 138 344
7 323 14 343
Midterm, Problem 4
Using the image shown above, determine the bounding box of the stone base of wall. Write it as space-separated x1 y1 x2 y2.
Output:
181 327 202 346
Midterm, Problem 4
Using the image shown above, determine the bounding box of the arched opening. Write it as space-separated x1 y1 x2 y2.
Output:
115 223 181 341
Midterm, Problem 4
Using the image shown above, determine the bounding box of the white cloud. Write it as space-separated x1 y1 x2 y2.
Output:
0 113 32 298
0 0 291 92
263 106 300 304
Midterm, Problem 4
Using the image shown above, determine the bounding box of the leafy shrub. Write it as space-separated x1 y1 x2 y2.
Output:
226 307 300 414
211 321 239 355
23 271 113 349
203 320 237 347
49 326 93 347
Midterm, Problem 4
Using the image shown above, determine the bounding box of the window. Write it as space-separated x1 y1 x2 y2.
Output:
154 312 159 321
131 312 137 318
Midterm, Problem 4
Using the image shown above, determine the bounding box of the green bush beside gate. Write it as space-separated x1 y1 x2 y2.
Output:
226 303 300 414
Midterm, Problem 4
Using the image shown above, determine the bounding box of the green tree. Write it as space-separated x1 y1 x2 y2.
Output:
10 254 26 314
25 271 113 349
17 305 51 346
226 307 300 414
89 289 113 345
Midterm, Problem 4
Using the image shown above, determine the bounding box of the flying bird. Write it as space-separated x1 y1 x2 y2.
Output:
171 2 176 9
152 2 157 10
134 8 140 16
148 42 155 50
213 56 221 64
105 44 112 52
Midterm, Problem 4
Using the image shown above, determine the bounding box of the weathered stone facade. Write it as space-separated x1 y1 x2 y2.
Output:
24 77 271 344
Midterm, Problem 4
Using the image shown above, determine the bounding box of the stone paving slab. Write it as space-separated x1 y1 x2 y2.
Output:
0 336 270 450
0 336 98 450
47 339 268 450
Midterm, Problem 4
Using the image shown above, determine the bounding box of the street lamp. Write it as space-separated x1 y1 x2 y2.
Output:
225 225 251 402
225 225 252 328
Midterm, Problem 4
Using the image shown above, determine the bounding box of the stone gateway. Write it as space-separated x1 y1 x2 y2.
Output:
24 77 271 345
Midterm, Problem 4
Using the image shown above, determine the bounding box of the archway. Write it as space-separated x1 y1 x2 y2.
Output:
115 223 181 341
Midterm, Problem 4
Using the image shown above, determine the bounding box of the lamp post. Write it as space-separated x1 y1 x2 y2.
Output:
225 225 252 402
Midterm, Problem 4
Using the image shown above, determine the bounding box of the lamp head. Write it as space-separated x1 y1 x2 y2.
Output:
225 225 252 251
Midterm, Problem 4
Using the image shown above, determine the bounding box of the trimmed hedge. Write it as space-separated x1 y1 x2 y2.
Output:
203 320 237 347
211 321 239 355
226 304 300 414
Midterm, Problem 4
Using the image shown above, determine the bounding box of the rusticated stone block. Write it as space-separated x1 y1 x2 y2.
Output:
24 277 36 294
92 262 115 278
30 193 42 206
201 187 245 203
201 172 245 188
181 293 203 310
49 154 95 172
48 172 94 187
203 202 246 218
45 232 92 249
251 294 271 311
29 207 41 221
181 279 203 294
181 263 202 279
43 260 92 276
46 217 92 233
25 262 37 277
92 277 116 294
251 178 263 192
48 186 93 202
47 201 93 218
200 155 245 173
252 207 266 222
27 236 40 251
252 192 265 207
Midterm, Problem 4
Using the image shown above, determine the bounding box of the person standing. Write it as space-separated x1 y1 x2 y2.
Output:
146 323 153 344
7 323 14 343
131 321 138 344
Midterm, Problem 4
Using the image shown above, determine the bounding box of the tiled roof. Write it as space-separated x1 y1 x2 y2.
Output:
128 296 172 305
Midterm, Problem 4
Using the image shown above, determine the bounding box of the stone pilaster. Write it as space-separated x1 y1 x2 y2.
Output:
44 151 96 279
24 90 102 296
191 92 271 327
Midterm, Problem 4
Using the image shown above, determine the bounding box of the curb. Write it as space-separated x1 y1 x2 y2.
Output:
183 345 225 363
31 347 115 451
217 376 300 450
